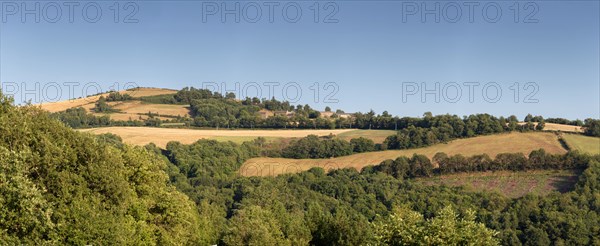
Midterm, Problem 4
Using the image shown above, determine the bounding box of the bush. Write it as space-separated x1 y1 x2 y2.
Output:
282 135 353 159
350 137 376 153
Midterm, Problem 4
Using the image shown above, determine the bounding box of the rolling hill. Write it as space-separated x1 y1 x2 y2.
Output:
39 87 186 121
240 132 568 176
39 87 178 113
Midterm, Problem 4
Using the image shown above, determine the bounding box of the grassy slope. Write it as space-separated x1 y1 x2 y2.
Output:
416 169 581 198
562 134 600 155
241 132 567 176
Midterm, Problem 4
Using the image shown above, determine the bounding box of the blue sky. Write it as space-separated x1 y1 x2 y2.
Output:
1 1 598 120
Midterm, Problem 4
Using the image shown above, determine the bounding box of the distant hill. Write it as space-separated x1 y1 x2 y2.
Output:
39 87 183 121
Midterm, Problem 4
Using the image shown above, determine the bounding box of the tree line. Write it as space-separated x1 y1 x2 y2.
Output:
51 107 185 128
366 149 590 179
267 113 547 160
279 135 374 159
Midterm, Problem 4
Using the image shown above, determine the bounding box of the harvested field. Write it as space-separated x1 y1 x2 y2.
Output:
38 87 176 113
544 123 583 133
337 130 397 144
79 127 355 147
92 113 172 121
110 101 191 117
518 122 583 133
240 132 567 176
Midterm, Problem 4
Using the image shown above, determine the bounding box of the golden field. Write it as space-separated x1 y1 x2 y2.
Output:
80 127 355 147
38 87 177 113
337 129 397 143
240 132 567 177
543 123 583 133
110 101 190 117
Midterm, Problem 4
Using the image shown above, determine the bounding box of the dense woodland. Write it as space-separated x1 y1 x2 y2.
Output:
50 88 600 137
2 91 600 245
156 138 600 245
0 94 203 244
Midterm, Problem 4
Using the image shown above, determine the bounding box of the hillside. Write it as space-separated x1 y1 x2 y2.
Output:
39 87 177 113
39 87 184 122
241 132 568 176
6 90 600 245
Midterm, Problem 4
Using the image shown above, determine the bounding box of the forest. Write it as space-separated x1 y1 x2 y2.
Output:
156 137 600 245
2 91 600 245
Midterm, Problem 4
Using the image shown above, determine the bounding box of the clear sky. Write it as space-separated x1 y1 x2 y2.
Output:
1 1 598 120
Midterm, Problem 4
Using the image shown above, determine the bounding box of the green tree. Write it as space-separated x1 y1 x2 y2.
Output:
93 96 114 113
222 205 290 246
535 119 545 131
0 92 204 244
350 137 376 153
583 119 600 137
372 206 499 246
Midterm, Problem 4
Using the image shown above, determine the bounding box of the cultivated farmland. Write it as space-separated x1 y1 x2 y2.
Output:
416 169 581 198
111 101 190 117
240 132 567 176
80 127 355 147
337 129 397 143
39 87 177 113
543 123 583 133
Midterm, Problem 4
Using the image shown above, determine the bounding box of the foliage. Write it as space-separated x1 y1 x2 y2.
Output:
281 135 354 159
584 118 600 137
222 205 310 246
350 137 376 153
105 91 133 102
368 149 591 179
7 89 600 245
93 96 118 113
383 114 547 150
546 117 584 126
0 93 203 244
160 122 600 245
51 107 112 128
53 87 600 145
372 206 499 245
